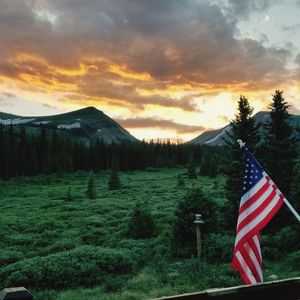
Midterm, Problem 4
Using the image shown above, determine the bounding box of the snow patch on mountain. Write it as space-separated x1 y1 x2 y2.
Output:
57 122 81 130
0 118 35 125
33 121 50 125
204 125 231 144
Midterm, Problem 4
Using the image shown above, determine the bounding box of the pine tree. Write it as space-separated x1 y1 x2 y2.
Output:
291 162 300 212
108 157 121 190
0 124 6 179
187 156 197 179
86 171 97 199
223 95 260 230
18 126 27 176
65 186 72 201
263 90 297 195
127 202 155 239
176 175 185 188
37 125 49 173
7 124 17 177
263 90 297 231
171 188 217 257
209 155 217 178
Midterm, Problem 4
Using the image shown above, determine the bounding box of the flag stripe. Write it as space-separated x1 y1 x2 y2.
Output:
248 236 262 267
239 245 261 282
240 178 269 212
234 251 257 284
235 195 283 250
237 186 276 232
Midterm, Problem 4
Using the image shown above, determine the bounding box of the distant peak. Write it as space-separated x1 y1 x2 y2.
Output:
72 106 103 115
80 106 100 112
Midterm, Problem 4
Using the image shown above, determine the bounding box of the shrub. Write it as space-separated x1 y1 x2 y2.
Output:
0 250 23 267
0 246 136 289
108 158 121 190
80 227 107 245
86 172 97 199
285 250 300 272
171 188 217 257
127 202 155 239
203 233 234 263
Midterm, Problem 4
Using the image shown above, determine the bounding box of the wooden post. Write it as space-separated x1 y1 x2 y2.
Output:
194 214 204 260
196 223 201 259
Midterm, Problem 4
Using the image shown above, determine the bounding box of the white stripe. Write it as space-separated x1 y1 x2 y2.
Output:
244 242 263 282
235 251 257 284
235 194 281 246
253 235 262 261
240 177 267 206
237 184 273 227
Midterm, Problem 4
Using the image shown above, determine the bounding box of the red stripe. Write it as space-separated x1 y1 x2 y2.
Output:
232 255 253 285
234 197 283 251
237 186 276 232
239 177 270 214
248 236 262 267
239 245 261 283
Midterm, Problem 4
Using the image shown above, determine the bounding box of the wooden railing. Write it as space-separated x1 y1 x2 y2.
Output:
150 277 300 300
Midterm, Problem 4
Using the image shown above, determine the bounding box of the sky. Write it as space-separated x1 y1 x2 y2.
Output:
1 0 300 142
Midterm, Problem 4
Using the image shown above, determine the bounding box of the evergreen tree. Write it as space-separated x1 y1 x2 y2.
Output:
127 202 155 239
199 156 210 176
263 90 298 231
223 95 260 230
86 171 97 199
209 156 217 178
187 156 197 179
108 157 121 190
0 124 7 179
65 187 73 202
171 188 217 257
18 126 27 176
176 175 186 188
263 90 297 195
7 124 17 177
37 125 49 173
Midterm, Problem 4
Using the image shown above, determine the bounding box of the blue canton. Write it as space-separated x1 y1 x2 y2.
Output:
243 149 264 193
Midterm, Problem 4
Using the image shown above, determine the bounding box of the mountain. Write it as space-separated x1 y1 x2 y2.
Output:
0 107 138 144
188 111 300 145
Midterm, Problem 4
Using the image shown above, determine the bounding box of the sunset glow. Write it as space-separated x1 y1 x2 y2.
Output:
1 0 300 141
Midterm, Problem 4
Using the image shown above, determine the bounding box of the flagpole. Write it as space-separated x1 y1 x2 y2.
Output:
282 198 300 223
237 139 300 224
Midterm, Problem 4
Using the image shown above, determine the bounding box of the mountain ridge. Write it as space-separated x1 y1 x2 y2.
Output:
0 106 138 144
188 111 300 145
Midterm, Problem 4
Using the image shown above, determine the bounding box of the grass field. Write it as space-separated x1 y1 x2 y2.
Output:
0 168 299 299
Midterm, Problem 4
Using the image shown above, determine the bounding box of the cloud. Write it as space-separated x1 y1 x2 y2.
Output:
282 24 300 32
0 0 294 113
223 0 276 20
43 103 57 109
117 117 205 134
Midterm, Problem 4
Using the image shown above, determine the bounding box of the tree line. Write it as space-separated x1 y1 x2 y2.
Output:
0 124 219 180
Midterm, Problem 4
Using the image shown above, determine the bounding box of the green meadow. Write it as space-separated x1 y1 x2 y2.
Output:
0 168 300 300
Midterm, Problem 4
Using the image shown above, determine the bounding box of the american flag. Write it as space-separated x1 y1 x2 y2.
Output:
232 148 284 285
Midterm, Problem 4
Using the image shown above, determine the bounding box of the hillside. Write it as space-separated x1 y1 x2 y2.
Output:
189 112 300 145
0 107 138 144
